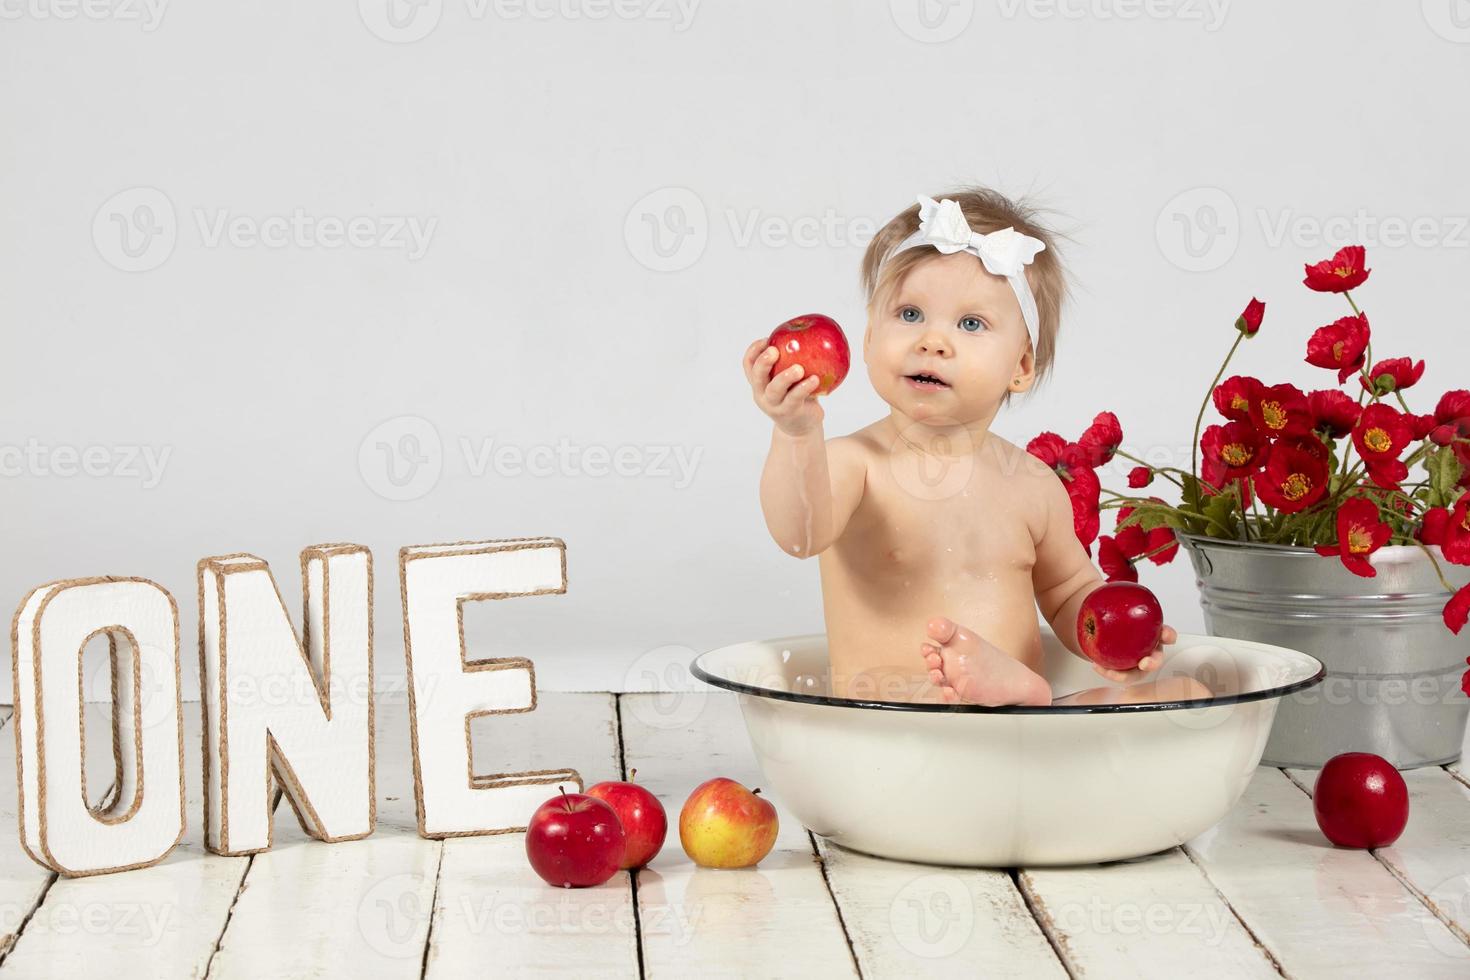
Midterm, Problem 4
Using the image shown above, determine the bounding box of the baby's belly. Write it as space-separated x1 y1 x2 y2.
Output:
818 561 1044 697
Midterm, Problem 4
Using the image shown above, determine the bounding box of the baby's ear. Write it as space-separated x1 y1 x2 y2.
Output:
1009 341 1038 394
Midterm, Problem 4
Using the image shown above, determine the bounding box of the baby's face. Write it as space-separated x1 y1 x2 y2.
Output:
862 252 1035 426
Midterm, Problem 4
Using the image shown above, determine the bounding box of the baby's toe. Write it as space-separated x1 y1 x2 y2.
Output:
925 617 958 645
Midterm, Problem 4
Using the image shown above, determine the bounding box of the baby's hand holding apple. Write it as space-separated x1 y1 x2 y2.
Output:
743 337 824 436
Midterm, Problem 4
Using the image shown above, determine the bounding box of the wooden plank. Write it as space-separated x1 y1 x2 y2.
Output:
0 709 48 962
206 696 439 978
424 693 637 980
0 704 252 978
1018 848 1278 979
815 835 1065 978
1286 765 1470 957
620 691 858 979
1185 766 1470 977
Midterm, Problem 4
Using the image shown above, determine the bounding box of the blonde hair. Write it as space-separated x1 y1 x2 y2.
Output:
860 187 1068 389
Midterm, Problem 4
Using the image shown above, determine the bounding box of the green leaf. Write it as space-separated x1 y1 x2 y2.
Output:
1201 490 1240 539
1428 446 1463 508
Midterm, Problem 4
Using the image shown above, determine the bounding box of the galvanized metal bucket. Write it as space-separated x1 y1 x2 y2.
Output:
1181 534 1470 769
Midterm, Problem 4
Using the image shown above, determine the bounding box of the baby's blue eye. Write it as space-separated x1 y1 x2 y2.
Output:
959 316 986 333
899 306 923 323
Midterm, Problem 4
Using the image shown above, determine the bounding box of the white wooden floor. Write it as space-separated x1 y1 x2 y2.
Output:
2 694 1470 978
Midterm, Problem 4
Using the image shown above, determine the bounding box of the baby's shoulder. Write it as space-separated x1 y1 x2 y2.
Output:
987 435 1070 499
826 422 891 464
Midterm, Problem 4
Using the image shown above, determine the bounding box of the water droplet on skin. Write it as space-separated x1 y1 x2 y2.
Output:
780 649 792 662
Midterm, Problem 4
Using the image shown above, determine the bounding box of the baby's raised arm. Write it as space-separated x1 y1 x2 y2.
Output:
742 338 866 558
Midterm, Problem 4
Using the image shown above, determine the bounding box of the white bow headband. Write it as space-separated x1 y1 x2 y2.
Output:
887 195 1046 344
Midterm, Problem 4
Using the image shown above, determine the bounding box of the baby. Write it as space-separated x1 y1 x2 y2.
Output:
742 189 1211 707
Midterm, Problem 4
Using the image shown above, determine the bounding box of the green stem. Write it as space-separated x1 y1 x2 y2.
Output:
1111 449 1186 489
1413 541 1458 594
1192 331 1245 488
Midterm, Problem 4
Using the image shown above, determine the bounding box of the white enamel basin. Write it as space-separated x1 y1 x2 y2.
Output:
690 629 1323 867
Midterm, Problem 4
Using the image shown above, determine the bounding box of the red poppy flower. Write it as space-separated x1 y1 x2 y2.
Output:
1361 357 1425 395
1027 432 1102 549
1352 404 1413 488
1253 438 1330 513
1127 466 1153 488
1307 389 1361 439
1313 497 1392 578
1073 411 1123 467
1422 498 1470 565
1213 375 1261 424
1305 314 1371 383
1201 421 1265 482
1435 390 1470 436
1445 583 1470 635
1066 465 1101 551
1145 525 1180 565
1097 535 1139 583
1303 245 1370 293
1235 297 1265 337
1409 413 1438 441
1106 508 1179 574
1248 383 1314 440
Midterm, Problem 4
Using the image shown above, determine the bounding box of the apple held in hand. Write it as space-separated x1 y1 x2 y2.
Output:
1077 582 1164 671
526 787 626 888
1313 752 1409 848
768 314 850 396
585 769 668 870
679 777 778 869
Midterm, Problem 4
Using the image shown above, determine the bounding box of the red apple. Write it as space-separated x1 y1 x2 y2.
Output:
679 777 778 868
585 769 668 870
1313 752 1409 848
1077 582 1164 671
768 314 850 395
525 787 626 888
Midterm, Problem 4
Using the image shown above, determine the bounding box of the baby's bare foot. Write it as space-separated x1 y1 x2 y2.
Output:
919 617 1052 706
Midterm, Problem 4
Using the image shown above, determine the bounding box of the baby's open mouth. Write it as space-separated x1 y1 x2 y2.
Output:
904 372 950 389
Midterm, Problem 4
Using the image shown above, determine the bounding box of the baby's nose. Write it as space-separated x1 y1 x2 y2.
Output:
916 337 950 356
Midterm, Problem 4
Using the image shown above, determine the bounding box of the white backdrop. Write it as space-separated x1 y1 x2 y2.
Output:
4 1 1469 700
